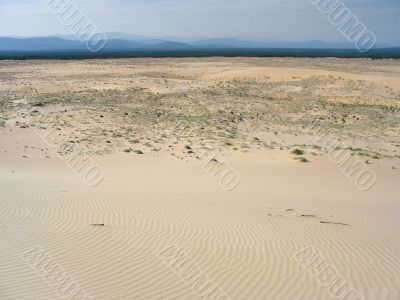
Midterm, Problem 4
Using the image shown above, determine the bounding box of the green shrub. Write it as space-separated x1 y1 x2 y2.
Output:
294 157 309 163
291 149 304 155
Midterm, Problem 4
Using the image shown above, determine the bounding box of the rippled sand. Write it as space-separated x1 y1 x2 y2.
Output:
1 57 400 299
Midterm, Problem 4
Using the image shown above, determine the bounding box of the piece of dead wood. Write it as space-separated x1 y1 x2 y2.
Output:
320 221 349 226
300 214 316 218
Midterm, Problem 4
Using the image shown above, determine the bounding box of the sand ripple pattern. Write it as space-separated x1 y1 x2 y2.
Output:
1 192 400 299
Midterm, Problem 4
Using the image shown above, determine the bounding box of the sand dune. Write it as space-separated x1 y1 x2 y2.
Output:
1 151 400 299
1 58 400 299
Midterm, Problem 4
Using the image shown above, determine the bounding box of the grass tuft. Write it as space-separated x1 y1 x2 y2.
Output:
291 149 304 155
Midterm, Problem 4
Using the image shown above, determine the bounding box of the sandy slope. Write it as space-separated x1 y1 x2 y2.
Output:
1 149 400 300
1 58 400 299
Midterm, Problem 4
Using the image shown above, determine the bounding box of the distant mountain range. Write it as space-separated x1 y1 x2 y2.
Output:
0 33 395 51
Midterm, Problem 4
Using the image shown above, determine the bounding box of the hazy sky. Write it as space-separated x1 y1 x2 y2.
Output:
1 0 399 45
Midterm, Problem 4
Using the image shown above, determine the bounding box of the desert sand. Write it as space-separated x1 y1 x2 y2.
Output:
1 57 400 300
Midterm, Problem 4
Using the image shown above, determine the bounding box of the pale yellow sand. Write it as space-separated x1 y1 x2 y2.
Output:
1 58 400 299
1 150 399 299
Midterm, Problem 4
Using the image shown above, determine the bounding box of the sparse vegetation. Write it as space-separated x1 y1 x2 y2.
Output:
1 58 398 161
294 157 309 163
291 149 305 156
